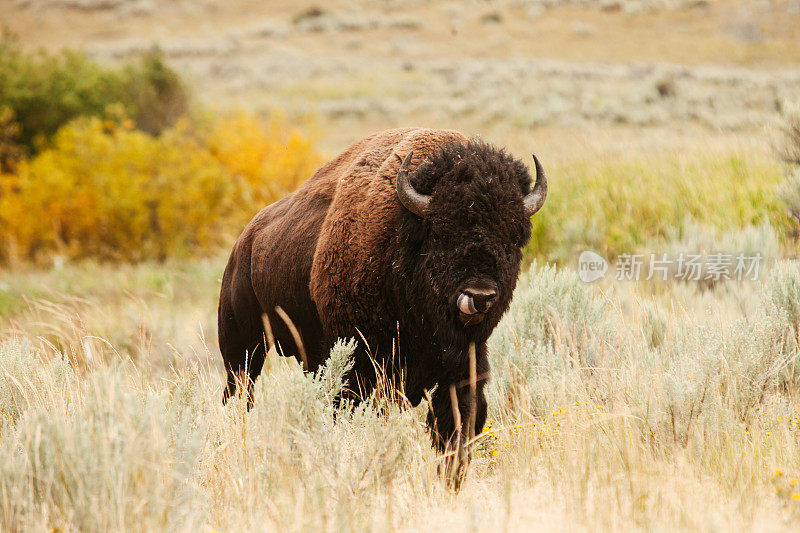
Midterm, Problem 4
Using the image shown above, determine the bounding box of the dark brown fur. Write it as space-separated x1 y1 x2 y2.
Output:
218 127 537 461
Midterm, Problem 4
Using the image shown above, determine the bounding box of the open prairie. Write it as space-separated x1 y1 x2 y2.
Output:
2 0 800 531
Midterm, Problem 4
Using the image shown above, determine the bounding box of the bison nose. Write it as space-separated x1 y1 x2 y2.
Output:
457 289 497 315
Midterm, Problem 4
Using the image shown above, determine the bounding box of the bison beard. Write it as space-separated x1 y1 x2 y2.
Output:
218 128 547 486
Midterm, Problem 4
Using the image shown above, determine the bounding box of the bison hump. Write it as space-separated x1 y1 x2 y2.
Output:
309 128 467 333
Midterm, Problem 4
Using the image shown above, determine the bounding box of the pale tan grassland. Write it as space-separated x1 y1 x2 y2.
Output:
2 247 800 531
3 0 800 531
1 148 798 529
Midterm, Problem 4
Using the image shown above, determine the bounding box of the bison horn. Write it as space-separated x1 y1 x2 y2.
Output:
396 150 430 218
523 154 548 216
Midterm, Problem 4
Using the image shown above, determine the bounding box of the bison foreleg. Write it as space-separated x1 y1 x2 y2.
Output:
426 374 488 490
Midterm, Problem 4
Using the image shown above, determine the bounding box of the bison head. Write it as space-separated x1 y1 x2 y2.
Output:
394 140 547 351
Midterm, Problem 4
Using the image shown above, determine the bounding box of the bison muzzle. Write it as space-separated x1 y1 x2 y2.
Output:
217 127 547 484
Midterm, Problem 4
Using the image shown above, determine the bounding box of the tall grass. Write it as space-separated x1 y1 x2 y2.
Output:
486 260 800 528
0 336 441 530
2 254 799 530
527 151 787 262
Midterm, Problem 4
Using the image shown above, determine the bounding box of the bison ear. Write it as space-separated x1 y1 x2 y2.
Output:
396 150 430 218
523 154 548 216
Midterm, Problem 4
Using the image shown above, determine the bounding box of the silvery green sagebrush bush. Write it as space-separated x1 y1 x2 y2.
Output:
476 262 800 529
665 219 780 262
487 262 609 416
763 260 800 385
491 262 606 359
2 257 800 531
0 340 207 531
487 259 800 446
203 338 438 530
644 219 781 291
0 337 439 532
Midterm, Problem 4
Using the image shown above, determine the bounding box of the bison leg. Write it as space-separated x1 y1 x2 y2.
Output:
219 295 267 409
220 332 266 409
426 359 489 489
218 246 272 409
222 344 266 410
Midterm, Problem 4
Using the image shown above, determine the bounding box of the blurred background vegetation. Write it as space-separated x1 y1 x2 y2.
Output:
0 32 322 264
0 25 798 266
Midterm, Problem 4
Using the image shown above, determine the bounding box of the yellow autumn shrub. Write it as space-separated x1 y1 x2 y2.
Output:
207 111 323 212
0 112 322 263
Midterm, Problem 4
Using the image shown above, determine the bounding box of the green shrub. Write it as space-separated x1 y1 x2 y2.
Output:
0 32 189 153
119 50 189 136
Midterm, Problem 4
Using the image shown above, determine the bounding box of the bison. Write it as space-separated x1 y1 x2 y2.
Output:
218 127 546 478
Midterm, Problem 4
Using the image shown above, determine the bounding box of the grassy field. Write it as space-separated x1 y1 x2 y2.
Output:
2 146 799 530
2 249 800 530
3 0 800 530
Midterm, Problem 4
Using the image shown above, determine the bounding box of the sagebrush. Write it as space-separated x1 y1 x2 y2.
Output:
2 256 800 530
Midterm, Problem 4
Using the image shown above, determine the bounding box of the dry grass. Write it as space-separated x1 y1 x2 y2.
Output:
1 228 798 530
2 2 800 529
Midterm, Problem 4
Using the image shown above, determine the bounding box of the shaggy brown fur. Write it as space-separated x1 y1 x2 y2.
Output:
218 127 542 470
